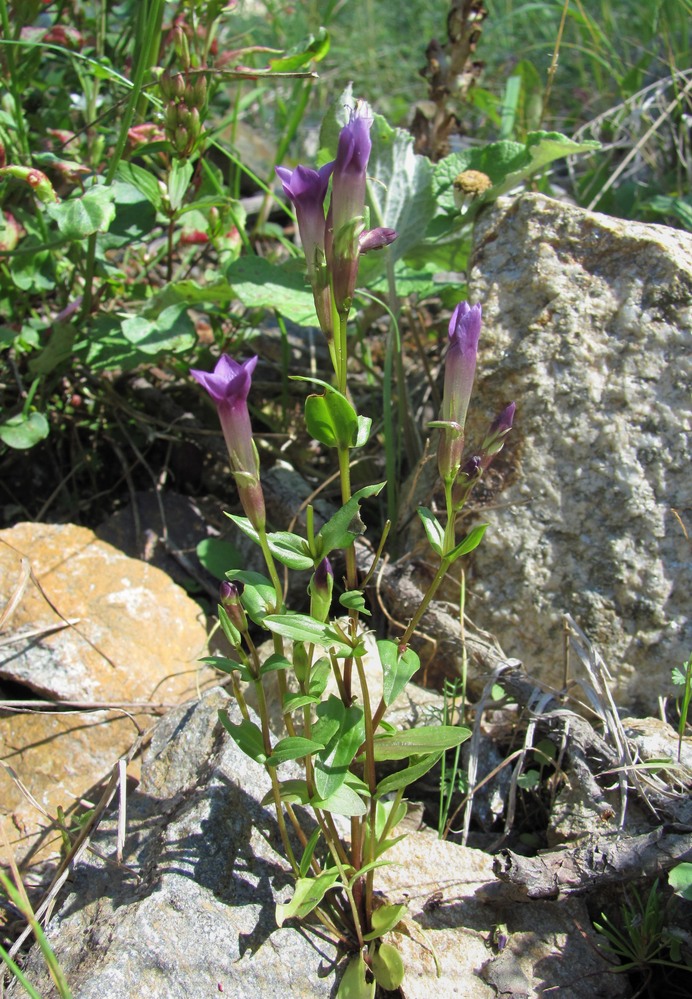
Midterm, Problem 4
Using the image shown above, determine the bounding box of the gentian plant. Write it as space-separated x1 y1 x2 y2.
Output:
192 102 514 996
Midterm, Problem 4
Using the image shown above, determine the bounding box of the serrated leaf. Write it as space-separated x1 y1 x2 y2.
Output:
417 506 445 556
369 725 471 762
275 869 340 927
378 640 420 706
370 942 405 991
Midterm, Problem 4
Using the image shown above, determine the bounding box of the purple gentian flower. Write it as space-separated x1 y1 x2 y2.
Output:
276 161 334 335
191 354 266 530
437 301 482 483
308 556 334 623
482 402 516 458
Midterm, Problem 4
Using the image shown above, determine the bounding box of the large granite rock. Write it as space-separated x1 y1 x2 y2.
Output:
465 193 691 709
14 688 626 998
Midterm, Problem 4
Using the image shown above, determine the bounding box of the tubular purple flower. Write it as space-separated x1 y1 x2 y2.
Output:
276 161 334 335
190 354 266 530
437 301 482 483
358 227 398 254
327 108 374 314
308 556 334 623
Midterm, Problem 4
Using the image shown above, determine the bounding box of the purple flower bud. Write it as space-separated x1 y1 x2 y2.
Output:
358 227 398 254
482 402 516 454
219 580 248 634
437 301 482 483
308 557 334 623
190 355 266 530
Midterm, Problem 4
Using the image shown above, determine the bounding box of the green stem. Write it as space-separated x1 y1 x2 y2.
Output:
0 0 31 163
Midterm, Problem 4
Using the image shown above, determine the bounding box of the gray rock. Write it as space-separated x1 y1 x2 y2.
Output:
14 686 629 999
466 193 691 710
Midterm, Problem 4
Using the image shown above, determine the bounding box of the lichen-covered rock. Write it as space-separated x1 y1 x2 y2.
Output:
466 193 691 709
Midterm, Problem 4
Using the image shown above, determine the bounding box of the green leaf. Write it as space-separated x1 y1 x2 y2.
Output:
102 179 157 248
0 411 49 449
337 953 375 999
304 389 359 448
168 158 193 212
275 869 340 927
218 713 266 763
299 825 322 877
315 482 385 557
447 523 488 561
120 303 196 355
363 903 408 941
266 736 324 767
311 782 368 817
339 590 371 616
369 725 471 762
10 239 55 291
270 27 330 70
309 657 332 697
260 653 294 675
264 612 340 646
266 531 314 570
27 324 76 376
417 506 445 556
226 569 277 625
226 256 317 325
313 696 365 800
46 185 116 239
378 640 420 706
668 863 692 901
196 537 243 580
200 655 252 682
375 752 443 798
282 692 319 712
354 415 372 448
370 942 405 991
261 779 310 807
116 162 163 209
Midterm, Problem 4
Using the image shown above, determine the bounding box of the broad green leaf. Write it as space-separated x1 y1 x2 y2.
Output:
368 725 471 762
218 713 266 763
261 779 309 807
375 752 443 798
196 537 243 580
226 256 317 325
0 411 49 449
309 657 332 697
311 782 368 817
337 953 375 999
116 161 163 208
669 863 692 901
379 640 420 706
120 303 196 355
370 942 405 991
314 696 365 800
102 179 157 248
363 903 408 941
46 185 116 239
275 869 340 927
264 612 337 645
447 523 488 561
266 736 324 767
28 325 75 376
304 389 359 449
226 569 277 625
282 692 319 712
316 482 385 557
10 239 55 291
260 653 294 675
266 531 313 570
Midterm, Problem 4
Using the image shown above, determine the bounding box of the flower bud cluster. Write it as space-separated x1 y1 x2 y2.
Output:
160 70 208 159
